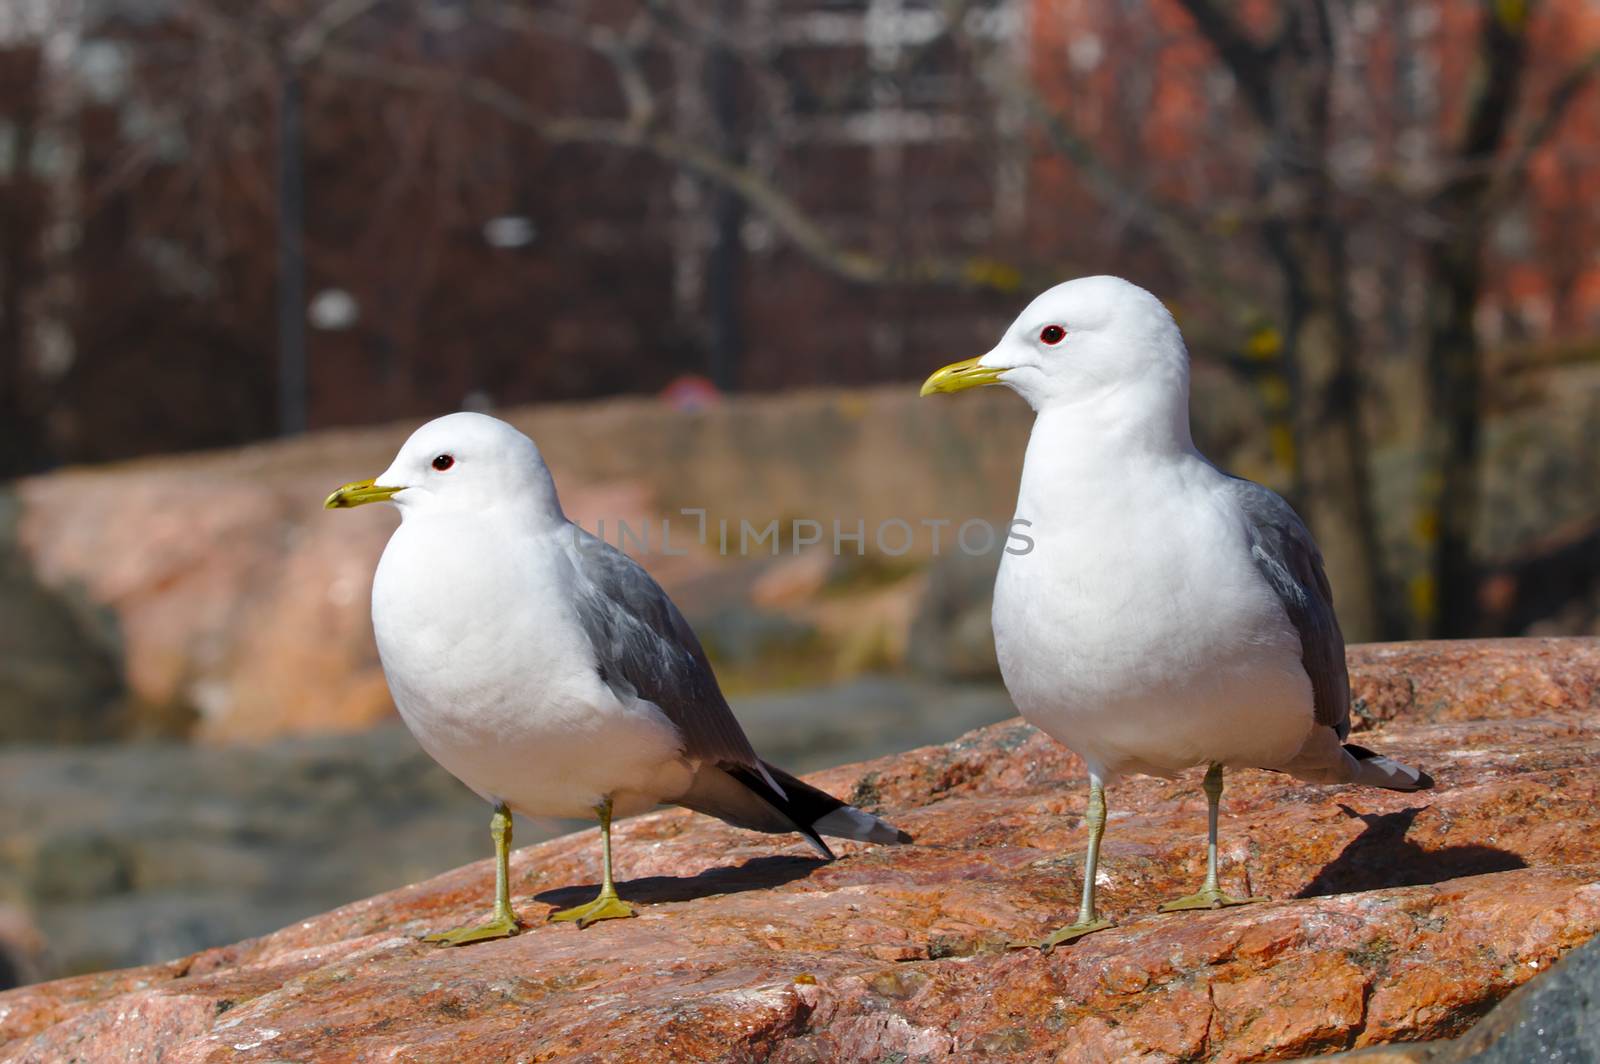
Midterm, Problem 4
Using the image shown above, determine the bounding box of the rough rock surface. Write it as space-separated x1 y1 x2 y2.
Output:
1448 929 1600 1061
1308 929 1600 1062
2 638 1598 1062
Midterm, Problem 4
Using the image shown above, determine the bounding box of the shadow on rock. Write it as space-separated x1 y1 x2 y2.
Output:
535 854 828 908
1296 805 1527 899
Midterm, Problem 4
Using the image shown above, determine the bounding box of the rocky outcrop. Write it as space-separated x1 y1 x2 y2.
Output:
2 638 1596 1062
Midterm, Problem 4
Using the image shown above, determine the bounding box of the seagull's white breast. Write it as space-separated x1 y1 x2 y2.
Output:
994 421 1312 783
371 509 687 817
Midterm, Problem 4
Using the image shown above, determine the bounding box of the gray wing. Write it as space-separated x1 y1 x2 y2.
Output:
561 525 764 771
1223 477 1352 739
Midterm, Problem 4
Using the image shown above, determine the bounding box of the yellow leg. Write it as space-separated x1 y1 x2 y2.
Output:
1020 772 1115 952
549 797 637 928
1158 763 1266 912
424 802 522 945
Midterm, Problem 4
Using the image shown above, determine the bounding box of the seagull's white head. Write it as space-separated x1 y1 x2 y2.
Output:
920 276 1191 430
324 411 564 523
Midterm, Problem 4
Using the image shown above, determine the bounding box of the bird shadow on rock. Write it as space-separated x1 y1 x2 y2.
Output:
534 854 828 909
1296 804 1527 898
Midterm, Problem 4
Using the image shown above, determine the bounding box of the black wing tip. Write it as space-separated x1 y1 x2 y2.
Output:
893 828 914 844
729 763 840 858
1345 742 1436 792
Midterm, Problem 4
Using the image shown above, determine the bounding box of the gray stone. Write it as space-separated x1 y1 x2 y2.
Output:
0 492 127 743
690 605 818 667
0 727 502 980
906 549 1002 681
732 674 1015 774
1455 931 1600 1062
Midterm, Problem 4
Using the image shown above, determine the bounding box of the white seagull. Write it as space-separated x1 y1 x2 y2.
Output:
327 412 909 941
920 276 1432 950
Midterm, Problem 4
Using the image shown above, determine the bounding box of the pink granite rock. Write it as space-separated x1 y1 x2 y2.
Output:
2 639 1598 1061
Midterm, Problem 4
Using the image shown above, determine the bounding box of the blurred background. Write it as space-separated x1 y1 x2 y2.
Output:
1 0 1598 988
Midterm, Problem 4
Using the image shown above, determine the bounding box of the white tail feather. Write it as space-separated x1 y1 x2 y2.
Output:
813 806 911 844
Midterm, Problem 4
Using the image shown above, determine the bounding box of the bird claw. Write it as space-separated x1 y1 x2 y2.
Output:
422 912 522 946
1157 888 1265 913
549 892 636 928
1011 916 1114 953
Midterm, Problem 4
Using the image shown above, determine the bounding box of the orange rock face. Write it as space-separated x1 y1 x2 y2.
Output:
2 638 1598 1062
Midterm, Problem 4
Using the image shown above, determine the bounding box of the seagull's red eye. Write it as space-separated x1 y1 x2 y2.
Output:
432 454 454 471
1040 325 1066 345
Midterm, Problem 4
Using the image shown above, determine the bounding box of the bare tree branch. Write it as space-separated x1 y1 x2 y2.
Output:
177 0 1030 292
1414 0 1540 638
1170 0 1277 125
1453 0 1533 174
316 46 1010 289
1489 47 1600 209
481 5 659 130
1011 92 1275 331
287 0 393 64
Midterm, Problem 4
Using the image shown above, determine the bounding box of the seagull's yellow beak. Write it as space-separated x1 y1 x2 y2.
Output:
324 478 403 509
919 356 1006 397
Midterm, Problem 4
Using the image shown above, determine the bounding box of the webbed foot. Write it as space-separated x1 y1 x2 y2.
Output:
423 911 521 946
1157 888 1265 913
1011 916 1114 952
548 891 636 928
